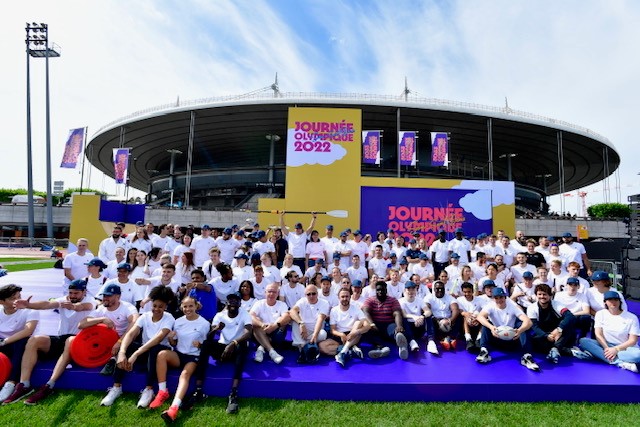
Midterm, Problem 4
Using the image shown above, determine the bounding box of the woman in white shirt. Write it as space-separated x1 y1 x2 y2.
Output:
172 234 192 266
305 230 327 270
577 291 640 373
175 252 196 285
131 250 151 302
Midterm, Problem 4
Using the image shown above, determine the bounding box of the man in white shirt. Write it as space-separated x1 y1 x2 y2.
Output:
368 246 389 279
216 228 242 265
279 270 305 308
320 224 338 262
323 287 369 368
456 282 483 353
510 253 537 284
99 226 129 262
250 284 290 364
62 238 95 292
424 281 460 351
333 231 353 270
448 228 471 266
346 254 368 284
559 232 592 279
191 225 217 268
151 224 171 252
349 230 369 264
430 230 450 278
289 285 329 363
280 212 316 273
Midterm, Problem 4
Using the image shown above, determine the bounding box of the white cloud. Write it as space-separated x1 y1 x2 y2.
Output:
459 190 492 220
453 180 514 207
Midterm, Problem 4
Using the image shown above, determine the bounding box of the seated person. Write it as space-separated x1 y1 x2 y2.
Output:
423 281 460 352
250 283 290 364
289 285 329 363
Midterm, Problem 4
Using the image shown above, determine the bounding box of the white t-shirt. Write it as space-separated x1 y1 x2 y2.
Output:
386 282 404 300
279 284 305 308
173 315 210 355
555 276 589 294
212 309 252 344
477 276 506 293
250 299 289 324
368 257 389 278
510 264 537 283
85 274 108 299
448 239 471 265
294 298 330 328
559 242 587 268
424 293 457 318
306 241 326 260
594 309 640 346
318 291 340 309
333 241 353 269
445 264 464 283
330 304 366 333
399 297 424 321
63 251 94 285
210 277 240 304
262 265 282 283
346 265 368 283
469 263 487 282
254 240 275 257
99 237 129 262
101 278 138 306
350 240 369 262
241 298 256 313
481 299 523 328
130 238 152 254
413 263 434 281
430 240 450 263
250 276 275 300
135 311 174 346
54 295 96 335
139 277 180 312
191 236 217 267
233 266 253 282
526 300 565 320
152 235 170 250
0 307 39 339
280 264 303 286
512 283 537 308
286 232 309 258
216 238 241 264
89 301 138 336
456 296 482 314
586 288 627 313
553 291 589 315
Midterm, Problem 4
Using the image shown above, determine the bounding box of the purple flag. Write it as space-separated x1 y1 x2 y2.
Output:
431 132 449 167
399 131 416 166
60 128 85 168
113 148 130 184
362 130 381 165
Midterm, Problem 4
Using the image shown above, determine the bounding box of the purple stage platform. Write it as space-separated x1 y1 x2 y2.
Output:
4 269 640 403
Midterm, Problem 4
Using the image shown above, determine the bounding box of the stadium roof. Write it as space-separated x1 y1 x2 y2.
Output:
86 92 619 196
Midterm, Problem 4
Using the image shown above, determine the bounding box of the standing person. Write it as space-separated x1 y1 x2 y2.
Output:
2 280 94 405
361 281 412 360
524 239 546 269
577 291 640 373
191 225 217 269
99 225 129 262
104 286 175 407
430 230 450 278
333 231 353 271
305 230 328 270
131 250 151 305
216 227 241 265
130 228 153 254
475 288 539 371
149 296 210 422
280 212 316 273
201 248 222 282
250 284 290 364
164 225 184 258
320 224 339 264
176 252 197 286
151 224 171 252
346 254 368 284
350 230 369 268
272 227 289 268
448 228 471 266
172 234 192 266
62 238 94 291
104 246 127 280
368 246 390 279
0 285 40 402
559 232 592 279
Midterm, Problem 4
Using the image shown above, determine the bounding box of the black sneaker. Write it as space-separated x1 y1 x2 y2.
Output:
297 351 307 364
521 353 540 371
226 393 239 414
100 358 116 376
466 340 475 352
182 388 207 411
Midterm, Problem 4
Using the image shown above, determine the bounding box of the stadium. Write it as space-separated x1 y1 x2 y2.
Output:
86 92 619 215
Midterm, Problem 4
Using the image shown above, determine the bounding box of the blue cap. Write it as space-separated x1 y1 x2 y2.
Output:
562 232 572 238
116 262 132 271
351 280 363 288
340 231 348 237
321 275 331 282
251 253 261 260
332 252 341 259
237 230 245 236
254 223 260 228
85 257 107 269
483 279 496 287
244 241 253 248
399 258 408 265
135 221 144 227
419 253 428 260
326 224 334 230
231 224 238 230
295 222 303 229
256 230 266 238
603 291 621 301
234 253 249 260
68 279 87 291
404 281 417 289
387 228 395 233
201 224 211 230
316 259 325 264
547 235 555 241
523 271 534 279
591 270 609 281
353 229 362 236
566 277 580 285
492 288 507 298
455 227 464 233
227 291 242 300
223 227 233 234
438 229 446 234
390 252 398 258
409 239 417 244
450 253 460 259
101 283 122 296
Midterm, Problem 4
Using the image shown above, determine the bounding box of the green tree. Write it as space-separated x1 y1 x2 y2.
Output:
587 203 631 219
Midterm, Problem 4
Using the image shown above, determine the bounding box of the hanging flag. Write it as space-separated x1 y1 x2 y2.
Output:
399 131 416 166
60 128 85 168
113 148 131 184
430 132 449 167
362 130 381 165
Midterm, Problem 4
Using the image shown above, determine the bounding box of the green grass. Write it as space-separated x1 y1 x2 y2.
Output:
0 257 44 263
0 390 638 427
2 261 56 273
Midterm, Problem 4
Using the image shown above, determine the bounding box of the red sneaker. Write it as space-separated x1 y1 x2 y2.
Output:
24 384 53 405
450 339 457 350
3 383 34 404
440 339 451 351
161 405 179 422
149 389 170 409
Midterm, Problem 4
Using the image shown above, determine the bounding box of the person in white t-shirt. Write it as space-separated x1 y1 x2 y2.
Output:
150 295 210 422
511 271 537 309
456 282 483 353
0 285 40 403
322 287 370 368
586 270 627 315
510 252 537 284
104 286 175 408
444 253 464 284
548 259 568 290
577 291 640 373
368 246 389 279
448 228 471 266
250 283 291 364
559 232 592 279
346 254 368 284
553 278 592 338
475 288 539 371
399 281 436 354
232 253 253 282
62 238 95 291
423 281 460 351
289 285 329 363
279 270 305 309
333 231 353 271
280 212 316 273
555 262 589 294
216 228 242 265
191 225 217 268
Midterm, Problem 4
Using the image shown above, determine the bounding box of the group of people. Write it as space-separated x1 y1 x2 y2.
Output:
1 215 638 422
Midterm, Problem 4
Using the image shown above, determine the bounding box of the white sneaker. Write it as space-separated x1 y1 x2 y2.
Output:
100 387 123 406
269 349 284 364
137 388 155 408
427 340 439 355
254 346 265 363
619 362 639 373
0 382 16 402
409 339 420 352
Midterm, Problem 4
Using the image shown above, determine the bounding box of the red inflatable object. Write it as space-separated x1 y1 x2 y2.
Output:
0 352 11 385
70 324 119 368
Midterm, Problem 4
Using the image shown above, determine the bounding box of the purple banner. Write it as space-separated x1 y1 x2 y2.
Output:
360 186 493 247
60 128 85 168
362 130 381 164
399 131 416 166
431 132 449 167
113 148 130 184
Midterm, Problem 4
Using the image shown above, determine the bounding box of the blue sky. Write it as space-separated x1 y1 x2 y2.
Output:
2 0 639 213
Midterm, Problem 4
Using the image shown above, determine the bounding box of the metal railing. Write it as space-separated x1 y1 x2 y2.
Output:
591 260 622 291
0 237 69 249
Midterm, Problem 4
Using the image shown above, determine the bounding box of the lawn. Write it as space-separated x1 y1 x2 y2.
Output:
0 258 57 273
0 391 638 427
